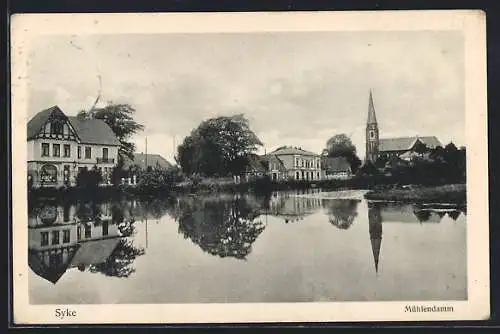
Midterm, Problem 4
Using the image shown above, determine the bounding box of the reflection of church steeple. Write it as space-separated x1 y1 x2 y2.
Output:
368 202 383 274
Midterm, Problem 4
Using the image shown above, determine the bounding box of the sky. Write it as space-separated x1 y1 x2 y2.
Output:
26 31 465 163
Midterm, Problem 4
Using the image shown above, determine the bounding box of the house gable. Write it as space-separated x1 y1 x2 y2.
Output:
27 106 80 142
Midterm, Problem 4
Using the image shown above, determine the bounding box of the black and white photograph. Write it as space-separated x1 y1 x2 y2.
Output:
11 11 489 323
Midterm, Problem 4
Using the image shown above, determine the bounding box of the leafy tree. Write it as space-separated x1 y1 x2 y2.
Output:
326 199 359 230
174 196 266 260
77 103 144 161
177 114 263 177
89 239 145 278
325 134 362 173
413 140 428 156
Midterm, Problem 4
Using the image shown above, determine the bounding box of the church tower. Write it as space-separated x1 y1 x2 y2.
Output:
365 90 379 163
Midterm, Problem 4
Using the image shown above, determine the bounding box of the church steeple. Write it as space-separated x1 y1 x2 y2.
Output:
365 89 380 163
367 90 377 124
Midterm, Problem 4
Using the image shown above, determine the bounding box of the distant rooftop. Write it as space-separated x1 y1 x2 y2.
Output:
379 136 442 152
123 153 173 170
268 146 318 156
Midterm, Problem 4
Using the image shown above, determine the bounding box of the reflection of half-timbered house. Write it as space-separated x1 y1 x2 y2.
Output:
28 202 121 284
27 106 120 188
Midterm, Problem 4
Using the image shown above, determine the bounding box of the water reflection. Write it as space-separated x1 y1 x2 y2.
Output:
28 199 144 284
28 191 466 289
172 195 266 260
325 199 360 230
368 202 383 274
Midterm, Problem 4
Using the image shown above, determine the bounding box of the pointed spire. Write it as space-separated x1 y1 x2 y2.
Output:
367 89 377 124
370 237 381 274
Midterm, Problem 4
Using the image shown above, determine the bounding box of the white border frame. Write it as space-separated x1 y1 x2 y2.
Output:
11 10 489 324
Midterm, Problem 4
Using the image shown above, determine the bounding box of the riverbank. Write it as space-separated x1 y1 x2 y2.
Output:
364 183 466 204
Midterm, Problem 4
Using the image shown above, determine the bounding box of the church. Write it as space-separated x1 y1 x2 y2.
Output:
365 90 442 163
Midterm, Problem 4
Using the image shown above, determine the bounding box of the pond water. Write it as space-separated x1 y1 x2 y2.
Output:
28 189 467 304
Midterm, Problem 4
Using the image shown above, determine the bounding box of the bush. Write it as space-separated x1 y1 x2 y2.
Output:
76 167 103 190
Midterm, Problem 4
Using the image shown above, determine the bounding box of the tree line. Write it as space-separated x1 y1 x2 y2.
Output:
65 102 464 191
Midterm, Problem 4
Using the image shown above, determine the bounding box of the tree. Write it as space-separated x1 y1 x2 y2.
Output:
77 103 144 161
413 140 428 156
325 134 362 173
177 114 263 177
174 196 266 260
326 199 359 230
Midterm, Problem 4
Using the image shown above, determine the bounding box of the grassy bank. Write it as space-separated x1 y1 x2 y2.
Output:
364 183 466 204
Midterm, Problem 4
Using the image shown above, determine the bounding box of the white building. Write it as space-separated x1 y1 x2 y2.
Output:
27 106 120 188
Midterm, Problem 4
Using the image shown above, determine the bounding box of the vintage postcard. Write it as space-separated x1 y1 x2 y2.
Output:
11 10 489 324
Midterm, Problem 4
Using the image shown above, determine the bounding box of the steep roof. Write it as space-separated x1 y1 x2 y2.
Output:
123 153 173 170
27 105 120 146
321 156 352 173
67 116 120 146
269 146 318 156
27 106 69 140
367 90 378 124
379 136 442 152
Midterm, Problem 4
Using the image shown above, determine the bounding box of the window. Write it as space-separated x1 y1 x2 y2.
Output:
63 229 70 243
102 221 109 236
77 226 82 241
85 147 91 159
51 122 63 135
370 130 375 139
63 144 71 157
41 232 49 246
84 225 91 238
51 231 60 245
102 147 108 160
53 144 60 157
77 146 82 159
40 164 57 184
295 158 299 167
50 253 63 267
317 172 320 179
41 143 50 157
296 171 300 180
63 203 70 222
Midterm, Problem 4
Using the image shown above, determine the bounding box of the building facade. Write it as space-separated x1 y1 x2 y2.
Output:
27 106 120 188
365 91 442 164
266 146 324 181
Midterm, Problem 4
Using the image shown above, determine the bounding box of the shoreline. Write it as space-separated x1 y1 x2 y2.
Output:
28 181 467 205
363 184 466 205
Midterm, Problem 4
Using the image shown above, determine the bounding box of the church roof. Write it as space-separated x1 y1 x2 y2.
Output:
367 90 378 124
379 136 442 152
